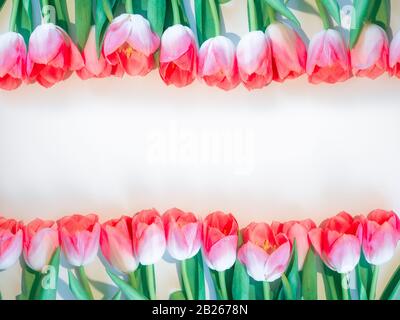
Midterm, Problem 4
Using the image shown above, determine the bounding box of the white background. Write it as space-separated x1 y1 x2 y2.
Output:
1 0 400 299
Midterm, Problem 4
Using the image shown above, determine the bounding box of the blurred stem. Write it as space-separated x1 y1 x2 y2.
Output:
341 273 350 300
125 0 133 14
218 271 228 300
171 0 181 25
9 0 20 32
181 260 194 300
316 0 330 29
247 0 258 31
266 4 276 23
146 264 156 300
208 0 221 36
369 266 379 300
128 270 139 289
263 281 271 300
78 266 94 300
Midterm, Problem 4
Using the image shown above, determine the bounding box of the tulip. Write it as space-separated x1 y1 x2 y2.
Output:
26 23 84 88
309 212 362 274
271 219 316 271
58 214 100 267
103 14 160 77
266 22 307 82
236 31 272 90
131 209 166 265
351 23 389 79
159 25 197 87
357 210 400 266
100 216 138 273
307 29 351 84
23 219 59 272
238 222 291 282
162 208 202 261
198 36 240 91
202 211 238 272
389 31 400 78
0 217 23 270
0 32 26 90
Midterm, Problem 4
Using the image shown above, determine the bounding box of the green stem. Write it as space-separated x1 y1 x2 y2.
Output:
171 0 181 25
369 266 379 300
9 0 20 32
208 0 221 36
181 260 194 300
263 281 271 300
146 264 156 300
41 0 51 24
78 266 94 300
247 0 258 31
316 0 330 29
129 271 139 289
125 0 134 14
327 274 339 300
266 4 276 23
218 271 229 300
341 273 350 300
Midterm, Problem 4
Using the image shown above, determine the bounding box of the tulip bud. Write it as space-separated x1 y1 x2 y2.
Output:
131 209 166 265
389 31 400 78
23 219 59 272
0 32 26 90
202 211 238 272
0 217 23 270
162 208 202 261
58 214 100 267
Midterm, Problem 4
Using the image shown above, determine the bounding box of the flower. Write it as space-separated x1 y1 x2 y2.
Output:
389 31 400 78
159 24 197 87
238 222 291 282
162 208 202 261
351 23 389 79
236 31 272 90
0 32 26 90
202 211 238 271
103 14 160 77
357 209 400 266
58 214 100 267
198 36 240 91
309 212 362 273
271 219 316 270
266 22 307 82
131 209 166 265
26 23 84 88
100 216 138 273
0 217 23 270
306 29 351 84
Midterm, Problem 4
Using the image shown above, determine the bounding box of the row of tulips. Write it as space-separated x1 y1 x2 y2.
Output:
0 209 400 300
0 0 399 91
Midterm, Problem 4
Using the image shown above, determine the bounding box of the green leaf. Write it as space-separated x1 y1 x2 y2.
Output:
95 0 120 57
321 0 341 25
53 0 70 32
372 0 390 31
147 0 166 36
194 0 220 45
210 270 223 300
381 265 400 300
111 290 122 300
106 268 148 300
68 270 91 300
350 0 376 48
281 274 294 300
15 0 33 45
321 264 341 300
0 0 6 12
184 252 206 300
264 0 300 27
356 252 372 300
169 290 186 300
75 0 93 51
17 262 39 300
232 260 250 300
301 248 318 300
33 248 61 300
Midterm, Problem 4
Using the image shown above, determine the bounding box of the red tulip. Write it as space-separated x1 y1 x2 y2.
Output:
131 209 166 265
58 214 100 267
306 29 351 84
0 32 26 90
26 23 84 88
100 216 138 273
271 219 316 270
23 219 59 272
236 31 272 90
389 31 400 78
309 212 362 273
0 217 23 270
357 210 400 266
266 22 307 82
162 208 202 261
202 211 238 271
351 24 389 79
198 36 240 91
238 223 291 282
103 14 160 77
159 24 197 87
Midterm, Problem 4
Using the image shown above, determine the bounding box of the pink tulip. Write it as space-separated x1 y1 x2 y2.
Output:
131 209 166 265
100 216 138 273
162 208 202 261
266 22 307 82
23 219 59 272
198 36 240 91
351 24 389 79
357 210 400 266
27 23 84 88
307 29 351 84
238 222 291 282
103 14 160 77
0 32 26 90
236 31 272 90
202 211 238 272
309 212 362 273
0 217 23 270
389 31 400 78
58 214 100 267
271 219 316 271
159 24 197 87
